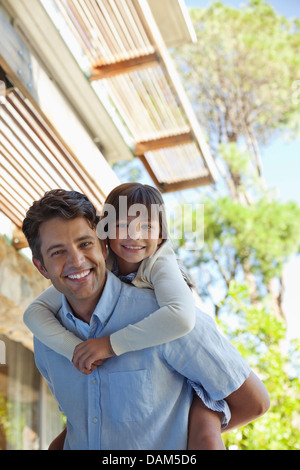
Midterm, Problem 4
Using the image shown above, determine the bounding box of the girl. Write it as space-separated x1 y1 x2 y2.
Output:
24 183 228 449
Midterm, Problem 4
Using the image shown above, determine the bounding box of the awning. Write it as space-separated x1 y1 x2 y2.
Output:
45 0 218 192
0 0 218 250
0 4 120 245
0 88 106 229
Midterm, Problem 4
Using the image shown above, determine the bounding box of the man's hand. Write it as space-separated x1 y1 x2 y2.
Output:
72 337 116 373
48 428 67 450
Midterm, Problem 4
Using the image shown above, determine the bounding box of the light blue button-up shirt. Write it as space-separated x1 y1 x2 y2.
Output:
34 270 250 450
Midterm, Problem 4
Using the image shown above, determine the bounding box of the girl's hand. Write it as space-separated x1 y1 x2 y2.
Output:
77 359 106 376
72 337 115 373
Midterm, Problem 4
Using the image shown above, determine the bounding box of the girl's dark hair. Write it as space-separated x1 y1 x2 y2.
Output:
22 189 99 263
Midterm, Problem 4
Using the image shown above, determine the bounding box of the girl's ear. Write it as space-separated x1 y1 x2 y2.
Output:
32 257 51 280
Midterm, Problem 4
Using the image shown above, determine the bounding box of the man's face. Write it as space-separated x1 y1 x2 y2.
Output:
33 217 107 316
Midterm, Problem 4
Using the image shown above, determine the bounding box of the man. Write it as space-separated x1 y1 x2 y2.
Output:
22 189 269 450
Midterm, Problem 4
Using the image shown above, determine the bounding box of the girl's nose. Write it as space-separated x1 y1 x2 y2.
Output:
128 223 142 240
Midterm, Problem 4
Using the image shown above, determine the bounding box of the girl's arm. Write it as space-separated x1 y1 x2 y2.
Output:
110 246 196 355
23 285 82 361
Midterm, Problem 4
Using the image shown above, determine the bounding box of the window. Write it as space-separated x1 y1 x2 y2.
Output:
0 335 62 450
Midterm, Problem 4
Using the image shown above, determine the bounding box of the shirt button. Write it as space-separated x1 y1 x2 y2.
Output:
93 417 98 424
92 379 97 385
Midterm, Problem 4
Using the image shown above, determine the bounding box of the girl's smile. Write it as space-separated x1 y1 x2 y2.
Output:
121 244 146 252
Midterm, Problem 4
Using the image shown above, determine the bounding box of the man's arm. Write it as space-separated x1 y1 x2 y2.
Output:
48 428 67 450
188 371 270 448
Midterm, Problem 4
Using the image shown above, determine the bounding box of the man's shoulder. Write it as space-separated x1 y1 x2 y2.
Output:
119 279 158 304
105 270 158 308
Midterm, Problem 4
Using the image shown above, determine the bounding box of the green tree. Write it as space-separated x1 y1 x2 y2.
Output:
173 0 300 320
175 0 300 190
181 195 300 317
170 0 300 449
0 393 8 450
218 282 300 450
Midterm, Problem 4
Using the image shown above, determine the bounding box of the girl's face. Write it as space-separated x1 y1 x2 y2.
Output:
108 215 163 274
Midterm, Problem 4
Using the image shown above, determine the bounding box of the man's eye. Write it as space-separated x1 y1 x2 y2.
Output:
52 250 63 256
81 242 91 247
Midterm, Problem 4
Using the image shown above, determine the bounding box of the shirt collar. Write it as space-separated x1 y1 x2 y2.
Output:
111 256 137 284
61 270 123 326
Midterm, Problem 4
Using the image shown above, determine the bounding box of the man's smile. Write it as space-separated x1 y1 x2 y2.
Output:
64 268 94 282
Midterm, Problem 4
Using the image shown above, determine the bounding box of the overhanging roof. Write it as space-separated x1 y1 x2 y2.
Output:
0 5 120 239
1 0 133 164
0 88 106 228
40 0 218 192
1 0 218 207
148 0 197 47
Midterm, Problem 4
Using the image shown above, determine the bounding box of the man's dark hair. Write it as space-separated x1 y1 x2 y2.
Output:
22 189 99 263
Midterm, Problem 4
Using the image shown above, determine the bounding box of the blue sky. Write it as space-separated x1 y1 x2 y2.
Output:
184 0 300 338
185 0 300 22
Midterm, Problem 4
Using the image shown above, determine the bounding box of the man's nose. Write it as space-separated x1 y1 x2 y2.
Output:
67 247 85 267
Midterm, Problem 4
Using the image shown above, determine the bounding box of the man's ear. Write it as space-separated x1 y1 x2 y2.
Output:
32 257 50 280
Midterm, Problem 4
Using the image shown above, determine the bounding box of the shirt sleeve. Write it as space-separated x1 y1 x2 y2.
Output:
161 309 251 401
110 248 196 355
23 285 82 361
